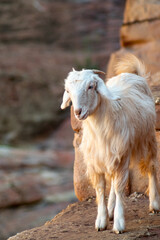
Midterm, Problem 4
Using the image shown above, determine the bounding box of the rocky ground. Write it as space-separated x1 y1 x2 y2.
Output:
8 193 160 240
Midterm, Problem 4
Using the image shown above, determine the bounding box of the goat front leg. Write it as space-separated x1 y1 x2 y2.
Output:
113 189 125 234
92 173 107 231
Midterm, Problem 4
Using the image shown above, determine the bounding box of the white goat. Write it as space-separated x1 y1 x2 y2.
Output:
61 54 160 234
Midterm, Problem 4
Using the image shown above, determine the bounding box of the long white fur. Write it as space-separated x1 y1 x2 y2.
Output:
61 54 160 233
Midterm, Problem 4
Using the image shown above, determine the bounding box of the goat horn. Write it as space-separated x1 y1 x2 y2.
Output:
93 70 106 75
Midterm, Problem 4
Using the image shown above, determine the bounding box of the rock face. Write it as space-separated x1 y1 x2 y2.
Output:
0 0 125 143
73 0 160 201
8 194 160 240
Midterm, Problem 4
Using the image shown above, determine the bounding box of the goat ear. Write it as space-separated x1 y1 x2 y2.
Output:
96 79 120 101
61 90 71 109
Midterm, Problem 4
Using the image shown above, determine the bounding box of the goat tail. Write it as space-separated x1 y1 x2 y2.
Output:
115 53 148 79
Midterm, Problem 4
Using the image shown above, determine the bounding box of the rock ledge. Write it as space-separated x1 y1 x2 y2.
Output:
8 195 160 240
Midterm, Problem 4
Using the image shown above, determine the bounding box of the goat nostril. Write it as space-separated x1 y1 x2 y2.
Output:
75 108 82 116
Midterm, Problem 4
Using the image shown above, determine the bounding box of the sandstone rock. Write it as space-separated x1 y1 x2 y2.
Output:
121 19 160 47
74 136 95 201
124 0 160 24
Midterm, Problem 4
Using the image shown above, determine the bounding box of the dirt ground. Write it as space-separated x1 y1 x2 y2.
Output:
9 193 160 240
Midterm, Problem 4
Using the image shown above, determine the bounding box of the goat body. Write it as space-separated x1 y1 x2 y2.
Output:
61 55 160 233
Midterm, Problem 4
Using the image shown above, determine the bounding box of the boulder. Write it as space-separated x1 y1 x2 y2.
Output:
73 132 95 201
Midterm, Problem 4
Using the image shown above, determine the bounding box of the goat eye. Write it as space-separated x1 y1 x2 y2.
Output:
88 85 94 90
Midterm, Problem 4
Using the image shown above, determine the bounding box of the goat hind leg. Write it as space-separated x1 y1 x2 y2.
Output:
108 178 116 221
113 163 129 234
148 164 160 213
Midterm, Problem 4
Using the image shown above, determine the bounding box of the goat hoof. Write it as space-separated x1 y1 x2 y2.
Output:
95 216 107 231
96 226 107 232
113 229 123 234
150 209 159 214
